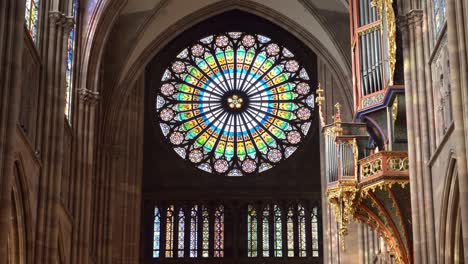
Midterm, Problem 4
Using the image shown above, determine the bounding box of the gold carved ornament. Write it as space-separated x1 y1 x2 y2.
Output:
326 182 359 250
371 0 397 85
315 83 326 127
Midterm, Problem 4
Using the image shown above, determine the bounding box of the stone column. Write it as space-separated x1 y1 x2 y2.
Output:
0 0 25 261
422 0 437 152
70 88 99 264
414 9 437 263
34 10 73 263
398 14 422 264
446 0 468 262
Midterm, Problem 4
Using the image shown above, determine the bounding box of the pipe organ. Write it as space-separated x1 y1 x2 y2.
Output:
351 0 399 112
320 0 412 263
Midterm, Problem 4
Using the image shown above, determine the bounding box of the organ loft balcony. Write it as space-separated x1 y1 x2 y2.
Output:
319 99 412 263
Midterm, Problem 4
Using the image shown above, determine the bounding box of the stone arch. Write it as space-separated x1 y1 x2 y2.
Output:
8 160 33 264
96 0 353 146
438 156 464 263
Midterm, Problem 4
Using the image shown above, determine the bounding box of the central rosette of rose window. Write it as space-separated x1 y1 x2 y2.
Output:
227 94 243 109
223 91 249 113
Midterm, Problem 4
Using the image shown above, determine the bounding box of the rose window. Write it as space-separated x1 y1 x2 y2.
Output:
155 32 315 176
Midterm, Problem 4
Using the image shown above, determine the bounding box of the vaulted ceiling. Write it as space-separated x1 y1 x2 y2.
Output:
80 0 354 143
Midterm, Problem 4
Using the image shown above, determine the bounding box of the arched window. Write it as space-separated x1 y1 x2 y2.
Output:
298 204 306 257
201 206 209 257
153 207 161 258
177 208 185 257
247 205 258 257
25 0 40 43
311 206 320 257
214 205 224 257
262 205 270 257
273 205 283 257
286 207 295 257
165 205 175 258
65 0 78 120
433 0 446 36
189 205 199 257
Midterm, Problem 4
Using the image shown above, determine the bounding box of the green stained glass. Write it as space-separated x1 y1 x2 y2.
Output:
248 205 258 257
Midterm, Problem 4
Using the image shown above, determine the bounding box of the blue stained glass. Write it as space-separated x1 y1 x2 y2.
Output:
433 0 446 36
153 207 161 258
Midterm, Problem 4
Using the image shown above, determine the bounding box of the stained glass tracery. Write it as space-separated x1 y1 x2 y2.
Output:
177 208 185 257
273 205 283 257
65 0 78 120
298 204 306 257
247 205 258 257
201 206 209 257
25 0 40 43
165 205 175 258
156 32 315 176
287 207 295 257
214 205 224 257
433 0 446 36
262 205 270 257
153 207 161 258
311 206 320 257
190 205 199 257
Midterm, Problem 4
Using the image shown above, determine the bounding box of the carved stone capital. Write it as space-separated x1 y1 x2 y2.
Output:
77 88 100 105
48 11 66 25
406 9 424 26
63 16 76 33
397 15 408 33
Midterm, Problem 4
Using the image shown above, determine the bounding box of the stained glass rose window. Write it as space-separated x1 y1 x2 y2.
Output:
155 32 314 176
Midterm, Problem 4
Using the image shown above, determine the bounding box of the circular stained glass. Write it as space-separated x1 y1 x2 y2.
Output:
155 32 315 176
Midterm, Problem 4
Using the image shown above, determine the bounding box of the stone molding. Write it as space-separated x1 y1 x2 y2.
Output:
406 9 424 26
49 11 75 32
77 88 100 104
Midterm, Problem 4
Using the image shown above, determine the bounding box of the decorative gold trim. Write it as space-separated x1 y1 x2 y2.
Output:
333 103 343 135
315 83 326 127
357 23 381 36
326 181 359 250
371 0 397 85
